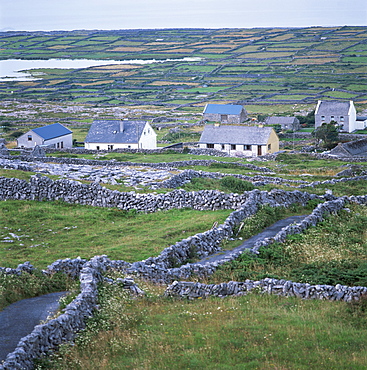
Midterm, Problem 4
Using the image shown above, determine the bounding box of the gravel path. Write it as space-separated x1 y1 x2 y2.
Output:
0 291 67 362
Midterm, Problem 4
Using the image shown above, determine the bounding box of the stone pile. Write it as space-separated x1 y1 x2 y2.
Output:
164 278 367 302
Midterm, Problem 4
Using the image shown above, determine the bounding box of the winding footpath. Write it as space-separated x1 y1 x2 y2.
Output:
197 215 307 265
0 215 307 362
0 292 67 362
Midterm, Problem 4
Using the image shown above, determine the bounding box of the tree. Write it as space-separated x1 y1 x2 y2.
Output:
312 122 339 150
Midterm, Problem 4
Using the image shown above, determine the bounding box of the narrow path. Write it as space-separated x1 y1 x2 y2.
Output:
196 215 307 265
0 291 67 362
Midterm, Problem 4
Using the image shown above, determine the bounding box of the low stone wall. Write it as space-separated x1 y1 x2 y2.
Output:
0 255 107 370
164 278 367 302
1 177 366 368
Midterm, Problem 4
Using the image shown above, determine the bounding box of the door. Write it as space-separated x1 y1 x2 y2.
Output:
257 145 262 156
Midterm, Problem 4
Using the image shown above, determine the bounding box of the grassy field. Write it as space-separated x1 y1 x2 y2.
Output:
1 149 367 367
0 200 231 269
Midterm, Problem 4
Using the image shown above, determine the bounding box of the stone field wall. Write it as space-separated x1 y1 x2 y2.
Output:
1 175 367 369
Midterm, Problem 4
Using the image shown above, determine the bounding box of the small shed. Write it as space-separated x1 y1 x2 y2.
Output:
199 124 279 157
203 104 247 124
84 120 157 150
17 123 73 149
265 116 300 131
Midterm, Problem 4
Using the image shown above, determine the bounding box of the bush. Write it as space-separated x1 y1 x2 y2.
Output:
219 176 254 193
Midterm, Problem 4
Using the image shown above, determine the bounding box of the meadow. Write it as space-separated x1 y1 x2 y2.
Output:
0 152 367 369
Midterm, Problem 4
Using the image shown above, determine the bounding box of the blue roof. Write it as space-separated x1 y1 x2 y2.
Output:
203 104 244 115
33 123 72 140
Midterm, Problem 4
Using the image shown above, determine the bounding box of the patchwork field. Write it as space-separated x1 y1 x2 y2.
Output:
0 26 366 117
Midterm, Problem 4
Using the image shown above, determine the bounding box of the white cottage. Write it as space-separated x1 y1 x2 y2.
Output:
84 120 157 150
17 123 73 149
199 124 279 157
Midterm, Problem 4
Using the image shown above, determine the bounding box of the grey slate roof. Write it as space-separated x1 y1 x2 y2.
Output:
203 104 244 115
199 125 274 145
316 101 351 115
85 120 147 144
32 123 72 140
265 116 298 125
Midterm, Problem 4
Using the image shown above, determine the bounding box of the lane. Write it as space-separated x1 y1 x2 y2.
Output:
196 215 307 265
0 291 67 362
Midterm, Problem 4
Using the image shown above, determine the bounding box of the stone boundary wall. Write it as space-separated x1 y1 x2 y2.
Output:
1 181 366 368
164 278 367 302
2 154 272 172
0 175 286 212
0 255 109 370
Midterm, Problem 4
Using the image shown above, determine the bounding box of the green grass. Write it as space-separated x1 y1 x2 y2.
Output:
0 200 231 269
40 279 367 370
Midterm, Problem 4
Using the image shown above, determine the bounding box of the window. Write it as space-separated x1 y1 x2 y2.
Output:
268 144 271 150
340 116 344 122
321 116 325 121
244 145 251 150
220 114 228 122
108 145 114 150
207 144 214 149
221 144 225 150
331 116 335 121
57 142 60 149
96 146 100 150
28 135 32 141
60 141 63 149
231 144 236 150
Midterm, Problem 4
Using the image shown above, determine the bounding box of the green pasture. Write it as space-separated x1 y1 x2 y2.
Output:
0 200 231 269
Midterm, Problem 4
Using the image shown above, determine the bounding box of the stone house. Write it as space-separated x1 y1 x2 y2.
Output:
199 124 279 157
203 104 247 124
17 123 73 149
265 116 300 131
315 100 358 133
84 119 157 150
328 138 367 157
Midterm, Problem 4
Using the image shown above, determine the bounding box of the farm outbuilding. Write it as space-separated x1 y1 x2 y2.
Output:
203 104 247 124
17 123 73 149
265 116 300 131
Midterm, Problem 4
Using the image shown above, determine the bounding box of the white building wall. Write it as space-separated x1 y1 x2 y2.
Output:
17 131 44 148
138 123 157 149
84 142 140 150
44 133 73 149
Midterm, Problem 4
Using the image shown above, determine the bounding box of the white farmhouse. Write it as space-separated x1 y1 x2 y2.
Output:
315 100 358 133
17 123 73 149
84 120 157 150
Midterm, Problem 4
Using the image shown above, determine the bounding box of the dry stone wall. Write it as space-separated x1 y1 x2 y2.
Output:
164 279 367 302
1 175 366 369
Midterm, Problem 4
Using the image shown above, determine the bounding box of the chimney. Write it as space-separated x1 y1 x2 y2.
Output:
120 119 127 132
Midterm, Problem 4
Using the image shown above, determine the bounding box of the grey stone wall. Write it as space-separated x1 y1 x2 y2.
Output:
164 279 367 302
0 177 366 369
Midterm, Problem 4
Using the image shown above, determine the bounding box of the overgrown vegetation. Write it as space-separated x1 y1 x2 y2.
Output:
0 271 74 311
37 278 367 370
212 205 367 286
